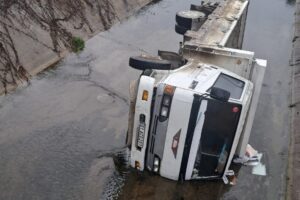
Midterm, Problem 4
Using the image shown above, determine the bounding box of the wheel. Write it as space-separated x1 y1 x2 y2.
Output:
158 50 181 60
176 10 206 30
175 24 188 35
190 4 204 12
142 69 153 76
190 4 218 16
158 50 186 69
129 56 172 70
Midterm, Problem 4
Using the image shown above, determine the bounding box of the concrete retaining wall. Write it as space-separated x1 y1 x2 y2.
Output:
0 0 152 94
288 0 300 199
21 0 152 75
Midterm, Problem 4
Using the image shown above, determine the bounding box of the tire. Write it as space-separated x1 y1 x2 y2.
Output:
175 24 188 35
129 56 172 70
176 10 206 30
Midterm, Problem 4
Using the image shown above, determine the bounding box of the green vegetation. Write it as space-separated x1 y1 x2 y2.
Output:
71 37 85 53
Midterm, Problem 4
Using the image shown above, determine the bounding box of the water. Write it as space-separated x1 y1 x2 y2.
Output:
0 0 295 199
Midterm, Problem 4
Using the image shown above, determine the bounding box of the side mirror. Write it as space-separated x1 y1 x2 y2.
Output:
210 87 230 102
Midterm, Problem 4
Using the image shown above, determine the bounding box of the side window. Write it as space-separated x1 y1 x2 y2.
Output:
210 73 245 99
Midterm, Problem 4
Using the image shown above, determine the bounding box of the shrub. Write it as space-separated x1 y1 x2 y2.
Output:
71 37 85 53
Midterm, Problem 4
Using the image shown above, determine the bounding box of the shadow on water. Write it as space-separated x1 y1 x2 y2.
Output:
101 148 243 200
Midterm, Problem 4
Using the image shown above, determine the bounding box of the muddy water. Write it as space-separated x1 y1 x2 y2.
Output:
0 0 294 199
110 0 296 199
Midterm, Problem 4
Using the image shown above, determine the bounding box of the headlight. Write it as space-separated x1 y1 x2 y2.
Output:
154 166 159 173
161 106 169 117
153 157 160 173
154 158 159 166
163 95 171 106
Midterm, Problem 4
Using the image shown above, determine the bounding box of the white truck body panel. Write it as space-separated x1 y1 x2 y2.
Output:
182 46 255 80
236 59 267 157
159 88 194 180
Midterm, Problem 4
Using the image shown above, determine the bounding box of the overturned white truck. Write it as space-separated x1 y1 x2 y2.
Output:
126 0 266 183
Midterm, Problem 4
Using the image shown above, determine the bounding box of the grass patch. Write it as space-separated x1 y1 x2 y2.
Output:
71 37 85 53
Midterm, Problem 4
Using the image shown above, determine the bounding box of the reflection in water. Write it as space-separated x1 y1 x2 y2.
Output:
118 171 230 200
103 148 243 200
286 0 296 5
101 148 131 200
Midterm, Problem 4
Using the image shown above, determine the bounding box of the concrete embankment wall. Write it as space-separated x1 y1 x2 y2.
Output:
288 0 300 199
0 0 152 94
23 0 153 75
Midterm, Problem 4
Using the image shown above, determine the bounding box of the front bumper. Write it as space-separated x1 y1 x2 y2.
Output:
130 75 155 171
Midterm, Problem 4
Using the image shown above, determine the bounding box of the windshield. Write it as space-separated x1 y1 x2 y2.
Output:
210 73 245 99
192 98 242 178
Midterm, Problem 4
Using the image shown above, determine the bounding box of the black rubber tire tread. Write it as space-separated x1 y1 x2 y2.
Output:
175 24 188 35
176 13 192 30
176 10 205 29
129 56 172 70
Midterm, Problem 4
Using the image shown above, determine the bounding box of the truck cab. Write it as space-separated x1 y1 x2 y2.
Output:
128 59 253 181
127 0 266 183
